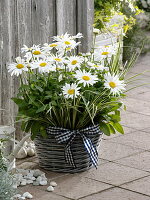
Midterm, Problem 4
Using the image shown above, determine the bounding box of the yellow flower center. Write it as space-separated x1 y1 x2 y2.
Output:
40 62 47 67
82 76 90 81
109 81 116 88
101 52 109 55
50 43 57 47
66 47 71 51
54 58 62 62
105 45 109 48
33 50 41 55
64 41 71 45
94 65 99 68
71 60 78 65
16 64 24 69
68 89 75 95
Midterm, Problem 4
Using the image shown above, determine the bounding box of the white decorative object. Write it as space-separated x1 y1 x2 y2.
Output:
27 147 35 157
47 185 54 192
50 181 57 187
16 147 27 159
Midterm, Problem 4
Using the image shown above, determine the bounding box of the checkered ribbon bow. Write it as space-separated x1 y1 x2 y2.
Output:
47 124 101 168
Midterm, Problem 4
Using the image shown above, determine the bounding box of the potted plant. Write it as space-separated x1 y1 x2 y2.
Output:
7 33 136 173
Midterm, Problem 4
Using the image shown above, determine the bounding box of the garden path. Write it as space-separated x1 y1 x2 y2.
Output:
17 52 150 200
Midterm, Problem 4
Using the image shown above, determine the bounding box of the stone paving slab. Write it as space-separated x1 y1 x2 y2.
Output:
123 97 150 116
121 112 150 130
79 187 150 200
19 185 71 200
141 127 150 133
109 131 150 150
83 162 149 186
121 176 150 196
50 175 112 200
99 140 143 161
115 151 150 172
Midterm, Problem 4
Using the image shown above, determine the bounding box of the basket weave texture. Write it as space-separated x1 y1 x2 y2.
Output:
34 125 103 173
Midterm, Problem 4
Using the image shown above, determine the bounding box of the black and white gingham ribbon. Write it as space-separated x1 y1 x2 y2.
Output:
47 124 102 168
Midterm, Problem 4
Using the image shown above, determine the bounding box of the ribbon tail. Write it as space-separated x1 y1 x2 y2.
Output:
82 135 98 168
64 134 76 168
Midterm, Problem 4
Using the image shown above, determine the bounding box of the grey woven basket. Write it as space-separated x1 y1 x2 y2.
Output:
34 125 103 173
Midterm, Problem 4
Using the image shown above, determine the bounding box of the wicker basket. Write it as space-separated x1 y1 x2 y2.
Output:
34 125 103 173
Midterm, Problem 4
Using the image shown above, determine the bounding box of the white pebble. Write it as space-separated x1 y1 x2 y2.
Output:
23 192 33 199
40 180 48 186
50 181 57 187
33 181 40 186
20 180 27 186
18 197 25 200
47 185 54 192
26 179 33 184
33 169 44 178
13 194 22 198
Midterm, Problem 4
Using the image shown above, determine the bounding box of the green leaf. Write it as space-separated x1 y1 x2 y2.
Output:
34 85 43 92
109 123 116 134
113 122 124 134
36 105 47 113
31 122 40 140
11 98 27 107
41 129 47 139
99 122 111 136
24 121 33 133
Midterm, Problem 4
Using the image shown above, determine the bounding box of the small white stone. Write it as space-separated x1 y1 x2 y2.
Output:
50 181 57 187
36 176 42 182
26 179 33 184
18 197 25 200
16 147 27 159
13 194 22 198
22 192 33 199
40 174 46 179
31 176 36 181
20 179 27 186
47 185 54 192
40 180 48 186
33 181 40 186
33 169 44 178
12 183 18 189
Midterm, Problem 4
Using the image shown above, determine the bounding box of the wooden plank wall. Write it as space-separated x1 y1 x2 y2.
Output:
0 0 94 138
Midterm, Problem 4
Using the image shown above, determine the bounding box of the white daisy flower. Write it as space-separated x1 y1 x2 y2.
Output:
72 33 83 39
62 83 80 99
53 33 80 50
104 73 126 95
21 45 31 53
42 43 58 52
24 52 33 62
87 62 109 71
31 46 45 59
48 56 64 64
75 70 98 87
94 45 116 60
65 56 84 71
8 57 28 76
31 60 53 73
